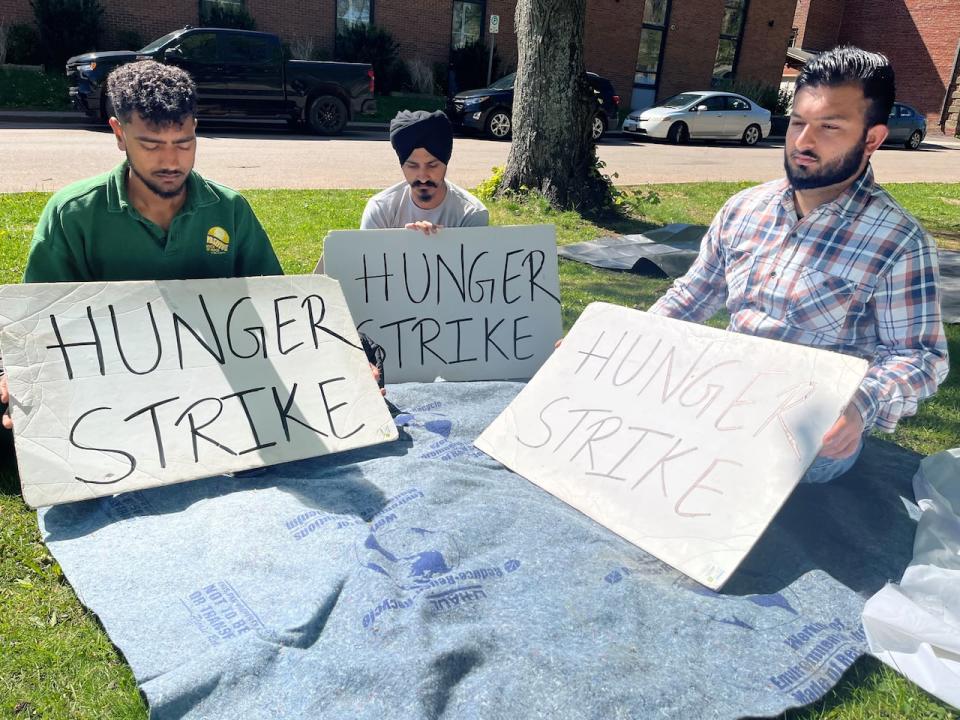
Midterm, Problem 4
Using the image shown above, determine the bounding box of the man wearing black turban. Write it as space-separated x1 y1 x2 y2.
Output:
360 110 488 234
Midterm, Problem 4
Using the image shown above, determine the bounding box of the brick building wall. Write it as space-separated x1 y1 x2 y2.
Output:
0 0 32 27
583 0 643 109
657 0 724 99
791 0 845 51
837 0 960 129
99 2 196 49
734 0 796 86
2 0 799 115
247 0 336 56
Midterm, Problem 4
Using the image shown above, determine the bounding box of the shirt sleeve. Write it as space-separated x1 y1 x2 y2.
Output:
23 199 90 283
461 206 489 227
234 196 283 277
647 204 730 320
360 198 387 229
850 233 949 433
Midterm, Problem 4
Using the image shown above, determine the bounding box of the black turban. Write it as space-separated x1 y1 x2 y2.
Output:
389 110 453 165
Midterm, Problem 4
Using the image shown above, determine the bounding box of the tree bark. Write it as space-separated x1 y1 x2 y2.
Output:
498 0 609 211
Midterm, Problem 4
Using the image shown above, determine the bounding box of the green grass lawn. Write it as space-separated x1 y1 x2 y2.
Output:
0 67 72 111
1 183 958 719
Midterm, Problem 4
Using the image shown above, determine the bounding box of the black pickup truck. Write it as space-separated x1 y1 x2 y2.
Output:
66 27 376 134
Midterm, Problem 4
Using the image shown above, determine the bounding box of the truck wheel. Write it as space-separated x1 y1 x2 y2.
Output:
307 95 348 135
101 96 116 124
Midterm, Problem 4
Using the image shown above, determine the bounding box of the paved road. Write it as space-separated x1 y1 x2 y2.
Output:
1 121 958 193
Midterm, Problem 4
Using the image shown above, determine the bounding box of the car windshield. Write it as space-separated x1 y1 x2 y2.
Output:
488 73 515 90
658 93 703 109
138 30 184 53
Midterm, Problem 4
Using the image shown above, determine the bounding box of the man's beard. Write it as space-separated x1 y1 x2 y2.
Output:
785 133 867 190
127 155 188 199
411 179 438 200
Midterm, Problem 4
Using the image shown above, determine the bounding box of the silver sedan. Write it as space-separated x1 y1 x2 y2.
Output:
622 91 771 145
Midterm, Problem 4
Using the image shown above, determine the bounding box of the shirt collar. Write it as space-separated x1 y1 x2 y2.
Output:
778 164 876 220
106 161 219 215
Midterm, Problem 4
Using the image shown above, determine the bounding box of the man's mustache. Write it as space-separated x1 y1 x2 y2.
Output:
412 180 438 188
791 151 819 162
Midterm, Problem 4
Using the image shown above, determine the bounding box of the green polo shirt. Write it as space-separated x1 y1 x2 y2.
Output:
24 162 282 282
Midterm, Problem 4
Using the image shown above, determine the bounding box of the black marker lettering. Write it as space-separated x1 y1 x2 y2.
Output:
47 307 104 380
70 406 136 484
109 302 162 375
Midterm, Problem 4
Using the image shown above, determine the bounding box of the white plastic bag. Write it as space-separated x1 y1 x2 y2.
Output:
862 449 960 708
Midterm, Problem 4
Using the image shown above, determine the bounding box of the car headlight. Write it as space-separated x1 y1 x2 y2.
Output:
77 62 97 74
464 96 489 106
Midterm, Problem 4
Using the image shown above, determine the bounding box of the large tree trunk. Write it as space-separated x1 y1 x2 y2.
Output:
498 0 609 210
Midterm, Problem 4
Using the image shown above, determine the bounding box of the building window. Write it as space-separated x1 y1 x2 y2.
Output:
337 0 372 34
452 0 483 49
713 0 748 83
633 0 670 109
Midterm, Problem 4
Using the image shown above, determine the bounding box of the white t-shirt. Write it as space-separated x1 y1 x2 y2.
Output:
360 180 489 229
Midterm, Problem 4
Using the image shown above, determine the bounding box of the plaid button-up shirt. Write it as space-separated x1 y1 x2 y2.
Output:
650 166 948 433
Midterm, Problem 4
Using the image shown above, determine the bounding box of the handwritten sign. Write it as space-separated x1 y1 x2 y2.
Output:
321 225 562 382
474 302 868 589
0 275 398 508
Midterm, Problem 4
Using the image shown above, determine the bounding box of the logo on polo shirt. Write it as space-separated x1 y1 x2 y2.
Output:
206 226 230 254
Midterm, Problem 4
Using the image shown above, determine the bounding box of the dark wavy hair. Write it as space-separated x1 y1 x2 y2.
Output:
106 60 197 126
796 46 895 127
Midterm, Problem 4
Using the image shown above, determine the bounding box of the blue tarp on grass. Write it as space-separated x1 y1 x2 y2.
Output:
39 381 920 719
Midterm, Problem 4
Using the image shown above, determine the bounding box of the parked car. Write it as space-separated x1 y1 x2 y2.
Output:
622 91 771 145
65 27 376 135
447 71 620 141
884 102 926 149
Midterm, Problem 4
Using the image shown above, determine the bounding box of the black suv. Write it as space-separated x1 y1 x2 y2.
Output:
447 71 619 141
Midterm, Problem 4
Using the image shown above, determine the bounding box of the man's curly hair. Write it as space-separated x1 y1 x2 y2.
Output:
107 60 197 126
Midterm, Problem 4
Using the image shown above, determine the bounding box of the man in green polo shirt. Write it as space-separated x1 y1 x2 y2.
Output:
23 60 282 282
2 60 282 429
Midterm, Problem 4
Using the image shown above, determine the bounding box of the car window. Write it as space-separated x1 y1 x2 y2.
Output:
222 34 278 65
899 105 914 117
139 30 183 53
177 33 218 63
726 96 750 111
702 96 725 111
660 93 703 109
488 73 515 90
889 104 900 118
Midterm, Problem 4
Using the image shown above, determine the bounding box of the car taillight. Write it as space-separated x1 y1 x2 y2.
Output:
368 68 375 94
613 95 621 106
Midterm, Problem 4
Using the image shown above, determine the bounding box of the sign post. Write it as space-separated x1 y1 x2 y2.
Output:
487 14 499 85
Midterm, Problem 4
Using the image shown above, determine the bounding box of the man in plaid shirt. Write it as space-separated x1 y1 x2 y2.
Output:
650 46 949 483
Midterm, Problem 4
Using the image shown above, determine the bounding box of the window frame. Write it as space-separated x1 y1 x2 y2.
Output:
712 0 750 84
335 0 374 36
634 0 672 98
451 0 485 50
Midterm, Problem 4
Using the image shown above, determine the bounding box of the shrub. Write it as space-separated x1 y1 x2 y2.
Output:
450 39 501 92
200 3 256 30
711 77 790 115
30 0 104 70
334 24 402 94
0 19 8 65
404 57 435 94
4 22 41 66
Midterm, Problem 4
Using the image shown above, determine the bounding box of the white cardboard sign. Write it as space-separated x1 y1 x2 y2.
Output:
0 275 398 508
321 225 562 382
474 302 868 590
